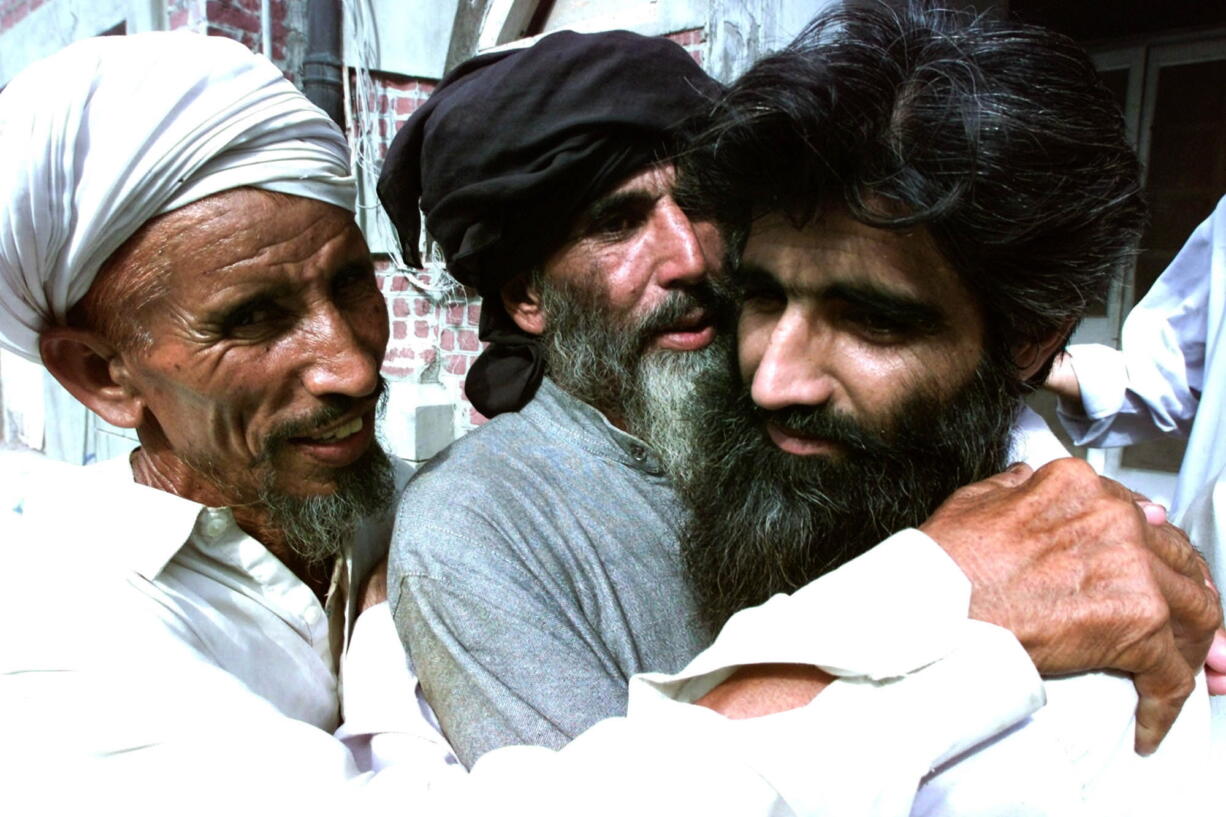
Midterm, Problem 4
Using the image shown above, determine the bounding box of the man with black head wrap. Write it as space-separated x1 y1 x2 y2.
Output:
377 24 1220 786
379 30 730 765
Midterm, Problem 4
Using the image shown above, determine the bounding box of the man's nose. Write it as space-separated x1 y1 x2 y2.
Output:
300 305 383 399
650 198 713 288
749 313 835 411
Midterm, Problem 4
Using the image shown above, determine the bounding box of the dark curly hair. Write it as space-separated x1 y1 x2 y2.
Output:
679 0 1146 390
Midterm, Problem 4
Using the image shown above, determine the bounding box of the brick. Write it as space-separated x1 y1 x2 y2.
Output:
207 2 258 35
445 354 468 375
392 322 406 340
391 275 408 292
470 406 488 426
414 320 429 338
392 298 410 317
667 28 704 47
446 304 464 325
458 329 480 352
382 364 411 379
421 348 437 365
414 297 431 316
440 329 455 351
467 304 482 325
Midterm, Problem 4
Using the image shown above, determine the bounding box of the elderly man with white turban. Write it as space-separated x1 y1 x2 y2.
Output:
2 30 1223 817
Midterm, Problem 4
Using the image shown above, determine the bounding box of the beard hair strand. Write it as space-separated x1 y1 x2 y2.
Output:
677 342 1019 636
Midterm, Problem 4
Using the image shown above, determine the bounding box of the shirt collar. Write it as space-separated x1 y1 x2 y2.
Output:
80 455 210 580
528 377 665 475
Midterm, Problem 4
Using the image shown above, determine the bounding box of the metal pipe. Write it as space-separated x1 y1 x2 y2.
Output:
303 0 344 127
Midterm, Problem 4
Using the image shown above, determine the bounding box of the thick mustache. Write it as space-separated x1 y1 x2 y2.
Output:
265 377 388 447
758 402 889 454
634 282 727 336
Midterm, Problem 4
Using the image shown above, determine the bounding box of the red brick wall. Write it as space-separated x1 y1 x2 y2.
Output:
667 27 706 65
0 0 49 30
379 264 487 429
356 70 490 429
166 0 207 32
165 0 304 84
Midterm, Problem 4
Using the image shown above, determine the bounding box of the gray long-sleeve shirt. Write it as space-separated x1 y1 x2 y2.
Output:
388 378 706 767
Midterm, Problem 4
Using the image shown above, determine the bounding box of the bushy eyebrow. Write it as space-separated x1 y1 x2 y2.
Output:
735 260 947 330
821 281 947 330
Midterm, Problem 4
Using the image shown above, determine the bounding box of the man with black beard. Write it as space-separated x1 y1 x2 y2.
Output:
676 3 1218 812
379 19 1221 785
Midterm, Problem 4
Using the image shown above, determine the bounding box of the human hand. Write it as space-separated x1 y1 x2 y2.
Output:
920 458 1222 755
1208 629 1226 695
1042 351 1082 404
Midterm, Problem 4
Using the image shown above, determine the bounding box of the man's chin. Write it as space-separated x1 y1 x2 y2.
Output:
258 442 395 564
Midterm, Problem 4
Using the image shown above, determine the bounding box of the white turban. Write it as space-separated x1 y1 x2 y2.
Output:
0 32 356 362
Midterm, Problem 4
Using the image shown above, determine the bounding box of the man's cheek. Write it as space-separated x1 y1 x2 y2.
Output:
735 318 766 384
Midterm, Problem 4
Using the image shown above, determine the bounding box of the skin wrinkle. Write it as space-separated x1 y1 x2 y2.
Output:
81 188 394 584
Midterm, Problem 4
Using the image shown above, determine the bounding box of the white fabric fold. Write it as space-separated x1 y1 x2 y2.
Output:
0 31 356 362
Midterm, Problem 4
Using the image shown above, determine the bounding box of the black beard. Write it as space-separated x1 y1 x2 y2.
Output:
538 275 730 480
677 343 1020 636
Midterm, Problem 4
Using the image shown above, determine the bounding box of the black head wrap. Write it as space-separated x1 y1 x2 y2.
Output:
377 29 721 417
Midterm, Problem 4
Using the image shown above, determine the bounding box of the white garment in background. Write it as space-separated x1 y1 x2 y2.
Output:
1 456 1045 816
1057 195 1226 587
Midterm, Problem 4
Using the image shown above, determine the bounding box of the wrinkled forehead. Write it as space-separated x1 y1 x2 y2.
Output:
558 161 679 237
89 189 366 310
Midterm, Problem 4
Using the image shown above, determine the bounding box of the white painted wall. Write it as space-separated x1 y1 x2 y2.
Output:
0 0 161 86
349 0 461 80
540 0 706 39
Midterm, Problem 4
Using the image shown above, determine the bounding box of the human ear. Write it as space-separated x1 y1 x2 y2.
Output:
501 271 546 336
1012 319 1076 382
39 328 144 429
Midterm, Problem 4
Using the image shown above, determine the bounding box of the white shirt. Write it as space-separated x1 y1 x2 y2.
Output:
1056 195 1226 588
1056 196 1226 751
912 410 1210 816
0 455 1047 816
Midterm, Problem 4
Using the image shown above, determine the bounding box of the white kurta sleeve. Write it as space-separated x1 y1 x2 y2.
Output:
4 531 1040 817
1057 197 1223 448
333 530 1041 816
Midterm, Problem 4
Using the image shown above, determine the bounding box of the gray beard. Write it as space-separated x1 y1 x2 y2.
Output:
676 341 1019 636
257 442 395 565
538 276 728 482
183 382 396 565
